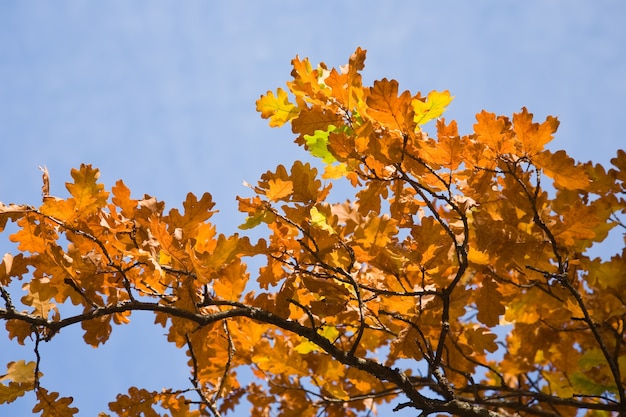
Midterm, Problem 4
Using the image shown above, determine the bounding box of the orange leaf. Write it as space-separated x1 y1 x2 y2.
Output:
513 107 559 156
65 164 109 215
266 178 293 202
534 150 590 190
81 315 112 347
111 180 137 217
365 78 413 131
475 277 505 327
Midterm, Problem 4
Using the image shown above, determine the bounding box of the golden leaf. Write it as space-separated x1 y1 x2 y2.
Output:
412 89 454 126
256 88 299 127
0 360 37 384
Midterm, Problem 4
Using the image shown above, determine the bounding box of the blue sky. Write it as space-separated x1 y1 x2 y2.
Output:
1 1 625 415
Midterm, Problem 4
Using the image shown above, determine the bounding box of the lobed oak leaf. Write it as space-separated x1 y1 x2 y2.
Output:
265 178 294 202
65 164 109 215
0 381 32 404
213 258 248 301
81 315 112 347
412 89 454 126
322 47 366 109
192 222 217 253
353 214 398 249
303 127 339 164
388 321 425 363
256 88 299 127
258 257 287 289
462 327 498 354
534 149 590 190
0 360 37 384
40 198 76 223
111 180 137 217
156 392 201 417
166 192 216 242
200 233 240 271
33 388 78 417
473 110 515 156
257 162 327 204
551 199 600 248
291 107 344 138
475 277 505 327
365 78 413 131
513 107 559 156
5 319 33 345
419 119 464 170
309 206 335 234
107 387 158 417
10 215 50 254
322 163 351 180
252 337 309 377
288 55 323 101
586 255 625 290
0 203 28 233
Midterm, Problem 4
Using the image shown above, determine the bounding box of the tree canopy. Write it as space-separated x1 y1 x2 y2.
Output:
1 48 625 417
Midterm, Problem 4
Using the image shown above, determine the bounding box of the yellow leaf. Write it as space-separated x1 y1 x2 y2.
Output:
158 250 172 266
309 206 335 234
256 88 299 127
468 247 490 265
412 89 454 126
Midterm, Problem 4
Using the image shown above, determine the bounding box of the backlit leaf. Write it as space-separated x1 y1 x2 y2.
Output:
412 89 454 126
256 88 299 127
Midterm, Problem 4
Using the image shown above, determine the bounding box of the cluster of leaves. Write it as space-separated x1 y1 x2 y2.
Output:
1 48 625 416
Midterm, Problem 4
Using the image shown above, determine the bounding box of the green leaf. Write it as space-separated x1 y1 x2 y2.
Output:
304 126 338 164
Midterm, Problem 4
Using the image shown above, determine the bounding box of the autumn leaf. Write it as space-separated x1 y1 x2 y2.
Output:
33 388 78 417
82 315 113 347
412 89 454 126
513 107 559 156
111 180 138 217
534 149 590 190
309 206 335 234
65 164 109 215
303 127 339 164
365 78 413 131
256 88 299 127
353 214 398 249
475 277 505 327
265 178 294 202
0 360 37 384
